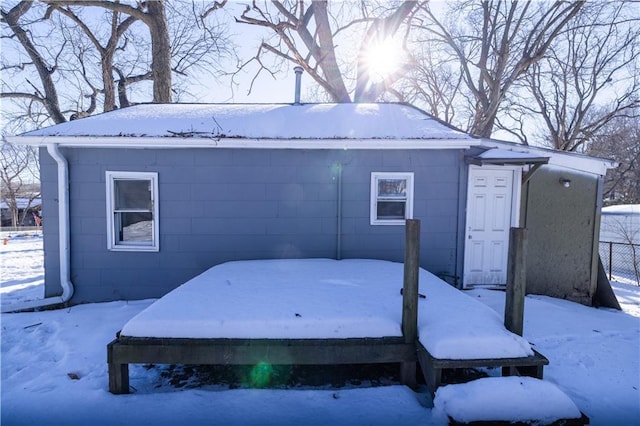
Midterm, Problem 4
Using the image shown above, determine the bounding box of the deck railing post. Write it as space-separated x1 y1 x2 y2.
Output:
401 219 420 387
504 227 527 336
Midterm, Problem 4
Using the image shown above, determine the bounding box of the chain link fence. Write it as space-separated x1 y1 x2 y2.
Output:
599 241 640 285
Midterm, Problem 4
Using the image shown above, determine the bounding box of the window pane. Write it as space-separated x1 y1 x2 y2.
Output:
377 201 406 220
378 179 406 198
115 179 151 210
116 212 153 243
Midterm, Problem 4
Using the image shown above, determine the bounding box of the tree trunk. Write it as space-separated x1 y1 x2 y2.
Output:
311 1 350 102
101 54 116 110
146 0 172 103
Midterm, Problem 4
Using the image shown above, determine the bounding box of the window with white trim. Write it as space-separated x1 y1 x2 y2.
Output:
370 172 414 225
106 171 159 251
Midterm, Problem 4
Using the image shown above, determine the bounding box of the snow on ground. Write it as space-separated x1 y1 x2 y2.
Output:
1 235 639 425
0 232 44 305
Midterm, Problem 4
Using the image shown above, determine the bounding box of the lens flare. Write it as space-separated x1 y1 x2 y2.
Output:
363 37 403 82
249 362 274 388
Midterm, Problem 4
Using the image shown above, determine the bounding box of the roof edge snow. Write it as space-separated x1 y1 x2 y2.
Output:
476 139 617 176
6 135 473 150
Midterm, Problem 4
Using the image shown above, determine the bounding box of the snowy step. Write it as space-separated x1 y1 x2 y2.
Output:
432 376 588 425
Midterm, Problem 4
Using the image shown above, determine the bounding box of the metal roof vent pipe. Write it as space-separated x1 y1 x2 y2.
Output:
293 66 303 105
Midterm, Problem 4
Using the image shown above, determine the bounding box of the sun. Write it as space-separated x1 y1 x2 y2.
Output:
362 37 404 83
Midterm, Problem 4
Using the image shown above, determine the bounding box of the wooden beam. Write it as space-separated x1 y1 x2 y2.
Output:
107 339 130 394
109 338 415 366
417 343 548 397
400 219 420 387
108 336 420 393
504 227 527 336
522 163 544 185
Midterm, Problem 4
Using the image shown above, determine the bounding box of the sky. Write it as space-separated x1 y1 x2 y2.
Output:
1 233 639 425
0 1 566 145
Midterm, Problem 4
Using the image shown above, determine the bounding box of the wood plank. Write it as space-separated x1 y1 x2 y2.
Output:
401 219 420 388
419 347 548 369
109 338 416 366
416 343 548 396
505 227 527 336
108 336 418 394
107 339 129 394
116 336 406 346
402 219 420 344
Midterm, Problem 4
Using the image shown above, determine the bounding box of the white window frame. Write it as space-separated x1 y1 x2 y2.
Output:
370 172 414 225
106 171 159 252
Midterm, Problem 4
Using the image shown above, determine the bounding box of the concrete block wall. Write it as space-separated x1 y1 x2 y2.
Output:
40 147 463 303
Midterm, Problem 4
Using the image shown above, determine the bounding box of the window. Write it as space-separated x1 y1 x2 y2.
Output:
370 172 414 225
106 171 159 251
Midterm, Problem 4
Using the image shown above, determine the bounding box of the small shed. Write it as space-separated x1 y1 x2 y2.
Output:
5 102 615 308
599 204 639 282
600 204 640 244
0 198 42 228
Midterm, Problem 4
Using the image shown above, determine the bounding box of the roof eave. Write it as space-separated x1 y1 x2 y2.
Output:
468 157 550 167
476 138 617 176
6 135 474 150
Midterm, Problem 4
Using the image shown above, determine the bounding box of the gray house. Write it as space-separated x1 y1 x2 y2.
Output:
5 103 615 310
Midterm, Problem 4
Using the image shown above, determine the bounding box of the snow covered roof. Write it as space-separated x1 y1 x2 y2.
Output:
602 204 640 216
7 102 616 175
16 103 471 142
477 139 616 176
471 148 550 165
0 198 41 210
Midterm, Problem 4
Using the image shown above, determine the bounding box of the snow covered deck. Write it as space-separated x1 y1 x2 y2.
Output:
109 259 546 394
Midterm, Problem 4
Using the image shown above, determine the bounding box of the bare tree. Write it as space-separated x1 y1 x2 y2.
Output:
42 0 172 103
522 2 640 152
417 1 584 137
235 1 421 102
44 3 138 112
1 1 67 124
589 110 640 204
2 0 233 130
400 40 465 125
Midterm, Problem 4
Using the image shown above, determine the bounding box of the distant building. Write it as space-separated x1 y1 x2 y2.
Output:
0 198 42 227
600 204 640 244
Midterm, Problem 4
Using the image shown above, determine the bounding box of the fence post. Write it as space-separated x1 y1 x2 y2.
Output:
608 242 613 280
505 227 527 337
400 219 420 388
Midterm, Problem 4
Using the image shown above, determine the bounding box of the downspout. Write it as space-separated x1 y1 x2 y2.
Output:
336 162 343 260
293 66 303 105
1 144 74 313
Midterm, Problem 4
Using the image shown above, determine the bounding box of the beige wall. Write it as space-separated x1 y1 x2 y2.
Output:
522 165 600 305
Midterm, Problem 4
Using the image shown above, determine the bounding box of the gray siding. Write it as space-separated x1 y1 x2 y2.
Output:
40 147 61 298
41 147 463 303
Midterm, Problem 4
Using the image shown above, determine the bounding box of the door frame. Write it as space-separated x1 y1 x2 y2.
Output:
463 165 523 288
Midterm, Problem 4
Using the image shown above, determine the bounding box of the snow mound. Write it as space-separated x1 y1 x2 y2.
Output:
433 376 582 424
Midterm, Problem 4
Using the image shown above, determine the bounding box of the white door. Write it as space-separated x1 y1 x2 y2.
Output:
463 167 520 287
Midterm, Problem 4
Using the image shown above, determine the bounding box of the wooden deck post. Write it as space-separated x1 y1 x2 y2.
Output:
505 227 527 336
107 340 130 394
401 219 420 387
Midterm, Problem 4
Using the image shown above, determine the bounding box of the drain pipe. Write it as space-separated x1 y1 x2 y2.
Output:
335 163 343 260
293 66 303 105
2 144 74 313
